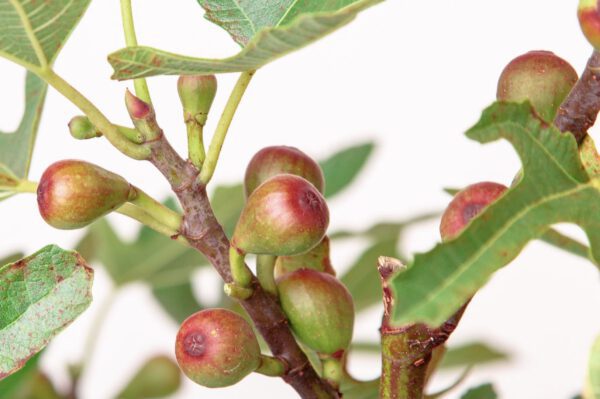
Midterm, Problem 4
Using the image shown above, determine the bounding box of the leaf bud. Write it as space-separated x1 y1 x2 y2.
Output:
177 75 217 126
68 116 100 140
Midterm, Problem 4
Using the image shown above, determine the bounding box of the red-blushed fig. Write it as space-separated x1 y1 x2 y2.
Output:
244 146 325 197
175 308 261 388
496 50 578 122
232 174 329 256
177 75 217 126
439 182 507 241
37 160 134 230
579 0 600 50
277 269 354 355
274 236 335 279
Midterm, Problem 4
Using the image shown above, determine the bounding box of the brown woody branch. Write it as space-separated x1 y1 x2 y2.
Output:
554 50 600 143
146 134 339 399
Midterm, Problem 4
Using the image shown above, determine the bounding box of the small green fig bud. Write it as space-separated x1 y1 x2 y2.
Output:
440 182 507 241
244 146 325 197
68 116 100 140
497 51 578 122
232 174 329 256
277 269 354 355
37 160 134 229
579 0 600 50
177 75 217 126
117 355 181 399
274 236 335 279
175 309 261 388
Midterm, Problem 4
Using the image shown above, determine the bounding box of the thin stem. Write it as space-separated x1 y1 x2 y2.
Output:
229 246 253 288
116 203 188 245
120 0 151 104
0 180 37 194
128 187 182 232
322 356 343 389
256 254 278 296
199 71 255 184
255 355 288 377
40 69 150 160
186 121 205 168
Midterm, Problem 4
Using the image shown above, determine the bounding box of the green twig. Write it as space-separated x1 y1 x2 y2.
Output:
187 121 205 169
256 254 277 296
40 69 150 160
120 0 151 104
116 203 188 245
199 71 255 184
255 355 288 377
128 187 182 232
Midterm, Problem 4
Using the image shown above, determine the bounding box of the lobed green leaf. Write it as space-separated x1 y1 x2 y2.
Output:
586 335 600 399
321 142 374 198
108 0 384 79
0 245 93 379
460 383 497 399
390 102 600 326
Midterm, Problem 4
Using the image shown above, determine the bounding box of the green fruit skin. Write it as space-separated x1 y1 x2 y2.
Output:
68 116 98 140
175 309 261 388
244 146 325 197
37 160 133 230
177 75 217 125
496 50 578 122
277 269 354 355
439 181 507 241
118 356 181 399
233 174 329 256
274 236 336 279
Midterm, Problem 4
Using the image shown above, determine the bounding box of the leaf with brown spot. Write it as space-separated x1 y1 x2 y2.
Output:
0 245 93 380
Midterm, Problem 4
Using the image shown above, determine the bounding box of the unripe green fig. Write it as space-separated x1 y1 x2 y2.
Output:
244 146 325 197
440 182 507 241
496 50 577 122
117 355 181 399
274 236 335 279
175 308 261 388
277 269 354 355
232 174 329 256
68 116 99 140
579 0 600 50
37 160 134 229
177 75 217 126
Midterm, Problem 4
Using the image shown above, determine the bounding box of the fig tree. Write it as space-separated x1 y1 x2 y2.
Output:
244 146 325 197
175 308 261 388
440 181 507 241
37 160 134 229
232 174 329 256
277 269 354 355
496 50 577 122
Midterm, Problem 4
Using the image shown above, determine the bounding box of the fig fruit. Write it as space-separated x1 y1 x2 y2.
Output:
68 116 99 140
175 309 261 388
440 181 507 241
277 269 354 355
244 146 325 197
579 0 600 50
177 75 217 126
274 236 335 278
37 160 133 229
232 174 329 256
497 50 577 122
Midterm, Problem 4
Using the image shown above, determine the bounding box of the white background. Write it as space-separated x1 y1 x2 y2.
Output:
1 1 599 398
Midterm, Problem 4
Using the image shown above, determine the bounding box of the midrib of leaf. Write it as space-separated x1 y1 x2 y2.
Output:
505 122 583 185
7 0 47 70
405 182 593 320
232 0 257 34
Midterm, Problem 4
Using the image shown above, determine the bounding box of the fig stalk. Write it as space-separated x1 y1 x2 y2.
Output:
257 254 278 297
